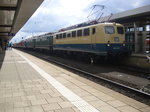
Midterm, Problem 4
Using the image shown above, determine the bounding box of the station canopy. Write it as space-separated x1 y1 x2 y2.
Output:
99 5 150 24
0 0 44 40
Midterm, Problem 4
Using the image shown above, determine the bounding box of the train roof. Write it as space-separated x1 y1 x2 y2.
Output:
55 22 123 34
20 22 123 42
24 32 54 41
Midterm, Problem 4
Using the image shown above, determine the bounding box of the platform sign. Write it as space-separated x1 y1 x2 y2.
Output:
9 33 16 36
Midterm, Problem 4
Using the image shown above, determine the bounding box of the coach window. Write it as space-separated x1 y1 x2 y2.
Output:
56 34 59 39
83 28 89 36
60 34 62 39
92 28 96 34
77 30 82 37
63 33 66 38
72 31 76 37
67 32 71 37
105 26 115 34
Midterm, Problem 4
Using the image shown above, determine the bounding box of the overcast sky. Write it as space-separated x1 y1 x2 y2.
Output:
11 0 150 43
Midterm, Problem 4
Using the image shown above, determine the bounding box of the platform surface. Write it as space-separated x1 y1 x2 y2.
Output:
131 53 150 57
0 49 150 112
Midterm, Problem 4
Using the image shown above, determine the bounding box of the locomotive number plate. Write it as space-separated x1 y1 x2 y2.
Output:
114 37 119 42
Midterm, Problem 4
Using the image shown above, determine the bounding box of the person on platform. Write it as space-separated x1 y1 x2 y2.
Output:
9 42 12 50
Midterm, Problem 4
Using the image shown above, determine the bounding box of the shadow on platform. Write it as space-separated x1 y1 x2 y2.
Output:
0 51 6 70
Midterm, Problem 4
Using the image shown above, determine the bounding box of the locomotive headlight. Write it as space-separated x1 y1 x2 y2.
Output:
123 41 126 46
107 41 110 46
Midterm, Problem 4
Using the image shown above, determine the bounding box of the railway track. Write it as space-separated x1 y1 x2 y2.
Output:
18 49 150 105
114 65 149 77
45 56 150 95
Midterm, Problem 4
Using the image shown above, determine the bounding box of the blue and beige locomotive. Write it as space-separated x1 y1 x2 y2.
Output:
14 22 128 56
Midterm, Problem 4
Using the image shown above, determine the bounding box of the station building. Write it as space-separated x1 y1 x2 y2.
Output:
99 5 150 53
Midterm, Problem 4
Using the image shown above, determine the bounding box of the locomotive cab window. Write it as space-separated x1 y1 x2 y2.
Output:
105 26 115 34
83 28 89 36
117 27 124 34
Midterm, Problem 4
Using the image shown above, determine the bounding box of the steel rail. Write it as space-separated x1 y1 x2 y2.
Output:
43 56 150 99
18 49 150 99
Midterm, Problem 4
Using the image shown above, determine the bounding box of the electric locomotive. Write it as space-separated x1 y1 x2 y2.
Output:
53 22 128 56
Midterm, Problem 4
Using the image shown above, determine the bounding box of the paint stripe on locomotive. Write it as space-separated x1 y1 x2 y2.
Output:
53 43 128 55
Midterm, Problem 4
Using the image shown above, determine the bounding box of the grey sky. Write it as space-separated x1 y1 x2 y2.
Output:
11 0 150 43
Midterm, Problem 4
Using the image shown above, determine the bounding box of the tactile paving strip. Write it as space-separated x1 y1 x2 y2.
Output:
16 51 100 112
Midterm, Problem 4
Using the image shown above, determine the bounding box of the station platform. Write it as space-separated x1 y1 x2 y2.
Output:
122 53 150 70
0 49 150 112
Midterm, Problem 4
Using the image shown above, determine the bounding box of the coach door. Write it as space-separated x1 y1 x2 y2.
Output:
91 27 96 51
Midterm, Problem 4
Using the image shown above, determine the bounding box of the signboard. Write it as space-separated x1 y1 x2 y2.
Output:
9 33 16 36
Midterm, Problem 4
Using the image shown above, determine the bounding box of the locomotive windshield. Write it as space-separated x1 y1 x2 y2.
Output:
117 27 124 34
105 26 115 34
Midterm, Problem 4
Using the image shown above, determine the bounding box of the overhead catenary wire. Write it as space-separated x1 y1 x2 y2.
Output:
87 5 105 22
87 4 113 22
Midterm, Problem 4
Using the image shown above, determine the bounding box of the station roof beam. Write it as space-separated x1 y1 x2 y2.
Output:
99 5 150 23
0 0 44 40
